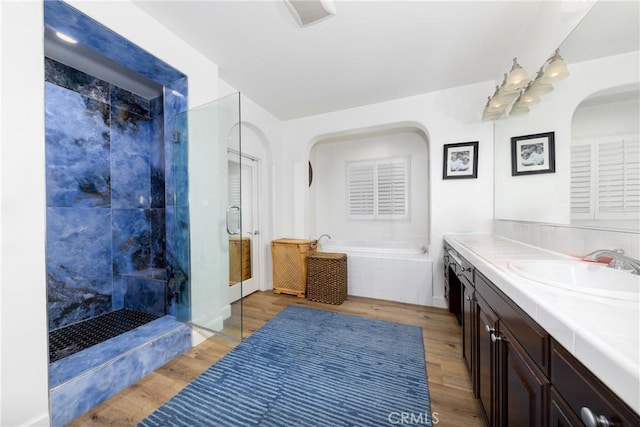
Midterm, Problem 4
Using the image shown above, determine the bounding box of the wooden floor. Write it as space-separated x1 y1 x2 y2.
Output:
69 291 482 426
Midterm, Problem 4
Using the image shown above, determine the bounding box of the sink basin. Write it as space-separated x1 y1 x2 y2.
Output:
508 260 640 301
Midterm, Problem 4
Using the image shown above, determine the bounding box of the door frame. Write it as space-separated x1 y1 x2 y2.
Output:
228 150 263 300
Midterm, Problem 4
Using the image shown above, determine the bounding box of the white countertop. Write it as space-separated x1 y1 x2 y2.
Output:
443 233 640 415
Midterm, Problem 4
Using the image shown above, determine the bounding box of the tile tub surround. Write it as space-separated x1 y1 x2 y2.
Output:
493 219 640 260
444 233 640 415
49 316 191 426
345 253 433 306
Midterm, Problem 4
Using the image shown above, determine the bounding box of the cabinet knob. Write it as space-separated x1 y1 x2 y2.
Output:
580 407 612 427
490 333 504 343
465 295 471 301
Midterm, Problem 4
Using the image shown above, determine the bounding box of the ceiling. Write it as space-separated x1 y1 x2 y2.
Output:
129 1 632 121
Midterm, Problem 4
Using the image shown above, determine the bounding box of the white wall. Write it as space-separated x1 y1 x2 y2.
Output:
1 2 49 425
279 82 495 308
572 98 639 139
219 79 283 291
494 51 640 224
1 1 221 424
312 130 429 243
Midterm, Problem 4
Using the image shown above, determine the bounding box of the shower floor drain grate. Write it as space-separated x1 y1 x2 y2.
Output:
49 309 160 363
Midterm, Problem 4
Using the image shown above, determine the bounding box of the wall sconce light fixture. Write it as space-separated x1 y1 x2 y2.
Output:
503 57 529 92
540 49 570 82
482 49 570 121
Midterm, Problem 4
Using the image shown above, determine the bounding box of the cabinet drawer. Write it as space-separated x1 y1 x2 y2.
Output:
551 340 640 426
475 271 549 375
459 257 474 287
446 245 474 287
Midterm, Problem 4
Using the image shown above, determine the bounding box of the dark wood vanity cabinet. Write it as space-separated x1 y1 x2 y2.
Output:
473 282 548 426
551 340 640 427
499 324 548 427
443 244 640 427
462 281 475 379
473 271 549 427
475 295 498 426
550 387 582 427
443 241 472 326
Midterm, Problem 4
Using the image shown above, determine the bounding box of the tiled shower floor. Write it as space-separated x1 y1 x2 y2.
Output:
49 309 159 363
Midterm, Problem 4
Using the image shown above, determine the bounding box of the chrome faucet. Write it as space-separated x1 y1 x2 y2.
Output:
317 234 332 243
582 249 640 275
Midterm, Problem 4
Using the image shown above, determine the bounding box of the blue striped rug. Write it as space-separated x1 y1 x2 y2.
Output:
139 305 432 426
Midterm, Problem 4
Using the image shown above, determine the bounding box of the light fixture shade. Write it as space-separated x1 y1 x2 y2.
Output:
525 68 554 96
520 91 541 105
517 82 541 105
527 79 553 96
509 103 529 115
503 57 529 92
541 49 569 82
509 91 540 116
482 97 503 120
488 86 516 111
496 73 517 95
510 93 532 115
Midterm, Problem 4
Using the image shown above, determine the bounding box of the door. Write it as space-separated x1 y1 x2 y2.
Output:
228 153 260 302
462 283 475 386
499 326 548 427
477 295 499 426
172 92 243 341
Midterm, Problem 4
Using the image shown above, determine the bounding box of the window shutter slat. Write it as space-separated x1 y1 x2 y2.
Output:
571 144 592 214
348 163 375 217
347 157 409 220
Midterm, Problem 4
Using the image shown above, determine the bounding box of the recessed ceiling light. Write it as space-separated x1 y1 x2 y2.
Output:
55 31 78 44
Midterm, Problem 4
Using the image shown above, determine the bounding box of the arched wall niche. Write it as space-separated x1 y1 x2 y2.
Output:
306 122 431 245
228 120 275 292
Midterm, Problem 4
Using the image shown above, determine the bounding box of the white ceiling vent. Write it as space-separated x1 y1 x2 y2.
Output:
284 0 336 27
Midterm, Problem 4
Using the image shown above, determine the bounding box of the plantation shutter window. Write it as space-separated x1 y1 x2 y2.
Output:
570 143 592 217
571 135 640 221
347 162 375 218
347 156 409 220
597 137 640 216
376 158 408 217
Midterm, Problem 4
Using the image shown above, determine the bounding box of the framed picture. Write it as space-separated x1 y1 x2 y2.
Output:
511 132 555 176
443 141 479 179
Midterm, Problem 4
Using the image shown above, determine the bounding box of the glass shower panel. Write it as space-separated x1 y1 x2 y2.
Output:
172 92 242 341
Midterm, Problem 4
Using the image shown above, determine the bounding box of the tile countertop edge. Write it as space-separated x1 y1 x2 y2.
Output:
443 233 640 415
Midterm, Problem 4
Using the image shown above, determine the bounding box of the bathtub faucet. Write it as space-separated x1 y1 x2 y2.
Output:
317 234 332 243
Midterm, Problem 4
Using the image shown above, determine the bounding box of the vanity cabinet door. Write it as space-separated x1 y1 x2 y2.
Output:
462 283 475 386
550 387 582 427
551 340 640 427
498 325 549 427
476 295 499 426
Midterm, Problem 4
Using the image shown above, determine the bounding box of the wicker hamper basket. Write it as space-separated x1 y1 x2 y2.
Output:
306 252 348 305
229 237 251 284
272 239 317 297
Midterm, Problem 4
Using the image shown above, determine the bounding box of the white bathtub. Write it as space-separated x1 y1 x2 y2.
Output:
319 240 432 306
320 240 427 258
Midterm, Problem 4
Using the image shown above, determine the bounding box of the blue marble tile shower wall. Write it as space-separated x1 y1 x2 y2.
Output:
45 58 184 329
